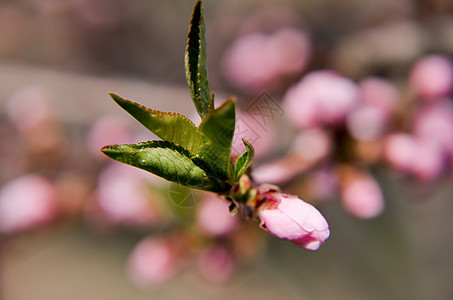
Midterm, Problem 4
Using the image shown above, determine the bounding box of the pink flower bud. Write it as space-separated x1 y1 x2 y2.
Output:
255 191 330 250
127 236 182 287
283 70 360 128
340 170 384 219
196 194 237 237
0 174 58 234
409 54 453 100
197 245 235 284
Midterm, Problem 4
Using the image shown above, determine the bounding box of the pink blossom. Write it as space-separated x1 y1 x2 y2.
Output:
359 77 399 113
255 190 330 250
5 86 67 165
127 236 181 287
409 54 453 100
384 133 418 173
95 163 162 228
290 128 332 164
196 194 237 237
283 70 360 128
384 133 446 181
5 86 55 132
197 246 236 284
222 28 310 92
0 174 58 234
341 173 385 219
251 156 305 185
412 99 453 151
346 104 388 141
300 166 338 202
410 139 446 181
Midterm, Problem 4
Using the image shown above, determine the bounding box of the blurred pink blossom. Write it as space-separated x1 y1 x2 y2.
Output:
5 86 56 132
359 77 399 113
300 166 338 202
290 128 332 164
384 133 445 181
95 163 162 228
222 28 311 92
410 139 446 181
341 171 385 219
251 156 304 185
127 236 182 287
86 115 134 159
0 174 58 234
255 189 330 250
197 245 236 284
283 70 360 128
251 129 330 184
384 133 417 173
412 98 453 151
409 54 453 100
346 104 388 141
196 194 237 237
5 86 67 165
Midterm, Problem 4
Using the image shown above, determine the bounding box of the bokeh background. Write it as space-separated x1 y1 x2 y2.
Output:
1 0 453 299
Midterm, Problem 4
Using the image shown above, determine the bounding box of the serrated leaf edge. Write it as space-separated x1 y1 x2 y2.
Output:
110 93 199 128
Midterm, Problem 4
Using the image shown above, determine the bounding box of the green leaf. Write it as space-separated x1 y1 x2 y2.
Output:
234 139 255 181
185 0 213 119
198 98 236 180
109 93 204 154
101 140 223 192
